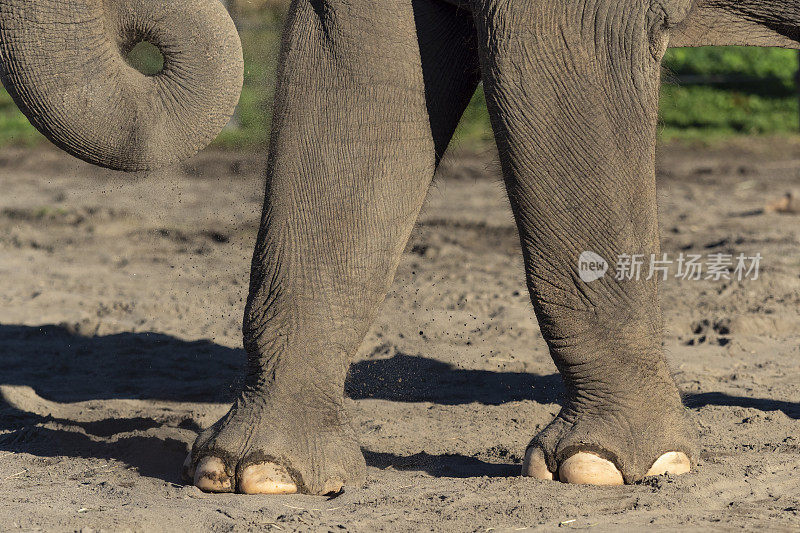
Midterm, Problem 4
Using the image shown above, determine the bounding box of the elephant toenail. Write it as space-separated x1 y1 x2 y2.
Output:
521 447 554 481
239 463 298 495
194 457 233 492
559 452 624 485
645 452 691 477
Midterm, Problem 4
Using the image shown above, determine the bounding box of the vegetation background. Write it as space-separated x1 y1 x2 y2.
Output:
0 3 797 150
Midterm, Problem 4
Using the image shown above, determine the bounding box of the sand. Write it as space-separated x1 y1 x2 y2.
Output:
0 140 798 531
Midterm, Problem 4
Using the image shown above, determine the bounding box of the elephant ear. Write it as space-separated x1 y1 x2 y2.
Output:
0 0 244 172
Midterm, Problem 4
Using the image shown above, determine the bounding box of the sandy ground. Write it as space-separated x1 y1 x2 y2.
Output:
0 140 798 532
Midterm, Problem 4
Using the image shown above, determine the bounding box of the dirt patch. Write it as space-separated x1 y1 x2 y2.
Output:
0 141 798 531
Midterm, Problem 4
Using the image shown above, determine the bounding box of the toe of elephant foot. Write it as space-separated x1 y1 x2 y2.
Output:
557 452 626 485
183 435 363 495
521 399 696 485
183 454 303 494
191 456 235 493
237 463 302 495
183 398 365 495
184 447 357 495
522 446 691 485
644 451 692 477
522 447 692 485
521 447 554 481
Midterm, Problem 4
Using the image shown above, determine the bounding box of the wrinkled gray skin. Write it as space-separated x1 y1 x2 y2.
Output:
0 0 243 171
186 0 800 493
4 0 796 496
185 0 800 494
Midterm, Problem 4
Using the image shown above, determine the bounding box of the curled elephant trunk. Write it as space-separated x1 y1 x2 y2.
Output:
0 0 243 172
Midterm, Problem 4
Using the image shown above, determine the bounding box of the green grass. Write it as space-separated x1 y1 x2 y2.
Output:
659 84 799 139
212 25 282 149
126 41 165 77
658 47 799 140
451 88 495 148
0 90 45 146
0 34 796 151
663 47 798 88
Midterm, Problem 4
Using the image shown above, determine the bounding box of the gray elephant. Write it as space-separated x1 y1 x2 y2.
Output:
179 0 799 495
4 0 797 497
0 0 243 171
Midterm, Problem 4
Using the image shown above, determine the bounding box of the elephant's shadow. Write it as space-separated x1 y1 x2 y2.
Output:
0 324 562 406
0 323 796 484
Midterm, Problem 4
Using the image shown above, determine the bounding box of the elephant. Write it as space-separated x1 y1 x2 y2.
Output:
4 0 797 497
0 0 243 171
176 0 800 495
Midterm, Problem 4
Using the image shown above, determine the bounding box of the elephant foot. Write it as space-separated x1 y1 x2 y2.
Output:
182 392 365 495
523 447 690 485
522 391 696 485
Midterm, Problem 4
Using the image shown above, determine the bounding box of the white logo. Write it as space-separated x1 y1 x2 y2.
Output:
578 251 608 283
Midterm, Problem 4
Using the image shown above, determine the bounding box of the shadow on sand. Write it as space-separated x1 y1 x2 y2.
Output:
684 392 800 420
0 324 796 484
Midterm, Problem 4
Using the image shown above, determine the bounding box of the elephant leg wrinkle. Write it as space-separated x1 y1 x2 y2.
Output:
186 0 481 495
472 0 697 484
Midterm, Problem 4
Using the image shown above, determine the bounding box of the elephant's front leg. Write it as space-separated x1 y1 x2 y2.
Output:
183 0 480 495
472 0 696 484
